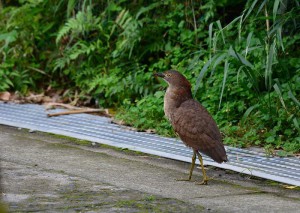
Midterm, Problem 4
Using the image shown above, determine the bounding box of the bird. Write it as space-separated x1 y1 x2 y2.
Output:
154 70 228 185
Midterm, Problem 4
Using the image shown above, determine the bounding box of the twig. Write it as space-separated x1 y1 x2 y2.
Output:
44 102 80 110
47 109 105 117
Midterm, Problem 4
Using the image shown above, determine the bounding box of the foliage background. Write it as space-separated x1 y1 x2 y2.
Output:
0 0 299 155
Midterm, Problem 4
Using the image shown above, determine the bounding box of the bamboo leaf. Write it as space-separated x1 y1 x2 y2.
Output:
236 66 245 85
288 91 300 107
277 26 285 52
273 0 280 22
245 32 253 56
242 67 259 92
244 0 259 21
265 41 276 90
293 118 300 131
256 0 268 16
219 60 229 109
223 16 242 30
213 53 227 70
209 22 213 57
241 104 259 124
67 0 76 18
241 46 261 55
273 83 287 110
194 55 218 95
228 46 254 69
216 20 225 44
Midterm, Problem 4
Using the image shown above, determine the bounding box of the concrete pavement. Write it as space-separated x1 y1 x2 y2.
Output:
1 125 299 212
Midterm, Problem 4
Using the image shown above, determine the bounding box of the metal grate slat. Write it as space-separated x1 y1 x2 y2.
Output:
0 102 299 186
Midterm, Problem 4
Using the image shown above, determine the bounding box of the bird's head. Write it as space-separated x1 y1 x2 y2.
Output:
154 70 191 90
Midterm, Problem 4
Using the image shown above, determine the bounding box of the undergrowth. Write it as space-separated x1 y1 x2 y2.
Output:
0 0 299 154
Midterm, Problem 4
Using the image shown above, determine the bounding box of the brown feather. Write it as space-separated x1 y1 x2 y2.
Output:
157 70 228 163
171 100 227 163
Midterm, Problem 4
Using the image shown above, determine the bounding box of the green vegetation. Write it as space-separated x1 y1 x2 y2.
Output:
0 0 299 154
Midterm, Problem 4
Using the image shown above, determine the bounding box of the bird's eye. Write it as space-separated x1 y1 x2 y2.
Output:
165 73 171 77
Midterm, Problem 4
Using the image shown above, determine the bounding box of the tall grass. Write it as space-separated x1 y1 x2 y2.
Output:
194 0 300 153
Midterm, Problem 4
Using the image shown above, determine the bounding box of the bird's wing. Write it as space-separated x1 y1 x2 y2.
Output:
171 99 226 162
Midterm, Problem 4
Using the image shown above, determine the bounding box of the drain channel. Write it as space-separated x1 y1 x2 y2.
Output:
0 102 299 186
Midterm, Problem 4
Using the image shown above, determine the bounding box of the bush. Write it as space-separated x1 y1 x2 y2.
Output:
0 0 299 153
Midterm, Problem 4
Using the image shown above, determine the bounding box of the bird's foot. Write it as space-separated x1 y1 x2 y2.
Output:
175 177 191 182
195 177 211 185
195 179 208 185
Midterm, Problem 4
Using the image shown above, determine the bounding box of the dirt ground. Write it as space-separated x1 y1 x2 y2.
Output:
1 125 299 212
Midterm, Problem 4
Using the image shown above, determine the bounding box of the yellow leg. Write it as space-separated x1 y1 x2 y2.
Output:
176 150 196 181
195 151 209 185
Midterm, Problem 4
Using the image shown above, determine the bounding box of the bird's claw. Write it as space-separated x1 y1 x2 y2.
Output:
195 176 212 185
195 179 208 185
175 178 192 182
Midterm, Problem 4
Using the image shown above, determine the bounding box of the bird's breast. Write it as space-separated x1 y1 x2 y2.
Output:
163 87 181 121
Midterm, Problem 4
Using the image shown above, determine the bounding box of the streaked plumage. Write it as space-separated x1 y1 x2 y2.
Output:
154 70 227 184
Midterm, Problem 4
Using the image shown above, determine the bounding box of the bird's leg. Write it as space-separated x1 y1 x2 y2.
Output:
176 150 196 181
195 151 209 185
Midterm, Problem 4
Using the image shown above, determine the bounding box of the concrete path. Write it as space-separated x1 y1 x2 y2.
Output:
1 125 299 212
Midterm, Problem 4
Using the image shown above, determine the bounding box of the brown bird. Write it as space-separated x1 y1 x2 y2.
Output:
154 70 228 185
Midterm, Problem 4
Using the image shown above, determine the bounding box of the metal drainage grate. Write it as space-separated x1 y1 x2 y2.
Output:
0 102 299 186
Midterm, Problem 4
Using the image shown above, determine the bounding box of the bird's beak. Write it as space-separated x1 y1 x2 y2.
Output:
153 72 165 78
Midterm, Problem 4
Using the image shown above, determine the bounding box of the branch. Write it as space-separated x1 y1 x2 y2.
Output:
47 109 105 117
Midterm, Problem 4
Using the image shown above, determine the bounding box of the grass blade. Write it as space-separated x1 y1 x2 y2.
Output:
209 22 213 57
265 41 276 90
288 91 300 107
245 32 253 57
273 83 287 110
219 60 229 109
273 0 280 22
244 0 259 21
228 46 254 69
241 104 259 124
236 65 245 84
293 118 300 131
194 55 218 95
216 20 225 44
213 53 227 70
277 26 285 52
256 0 268 16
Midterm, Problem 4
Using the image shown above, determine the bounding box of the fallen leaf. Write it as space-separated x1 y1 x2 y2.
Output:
283 185 299 189
145 129 156 134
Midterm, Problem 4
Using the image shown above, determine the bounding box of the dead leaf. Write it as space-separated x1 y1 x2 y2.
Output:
42 96 53 103
145 129 156 134
111 119 126 126
0 91 11 101
283 185 299 189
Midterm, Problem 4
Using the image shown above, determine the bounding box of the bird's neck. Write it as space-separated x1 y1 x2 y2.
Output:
164 85 192 120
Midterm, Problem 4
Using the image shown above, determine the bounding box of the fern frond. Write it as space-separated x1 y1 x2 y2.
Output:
56 6 100 44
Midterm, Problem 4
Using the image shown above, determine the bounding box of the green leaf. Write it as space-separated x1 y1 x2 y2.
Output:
0 30 18 49
219 60 229 109
273 0 280 22
265 41 276 90
273 83 287 110
194 54 218 95
228 46 254 69
293 118 300 131
216 20 225 44
288 91 300 107
243 0 259 21
266 136 275 143
241 104 259 124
